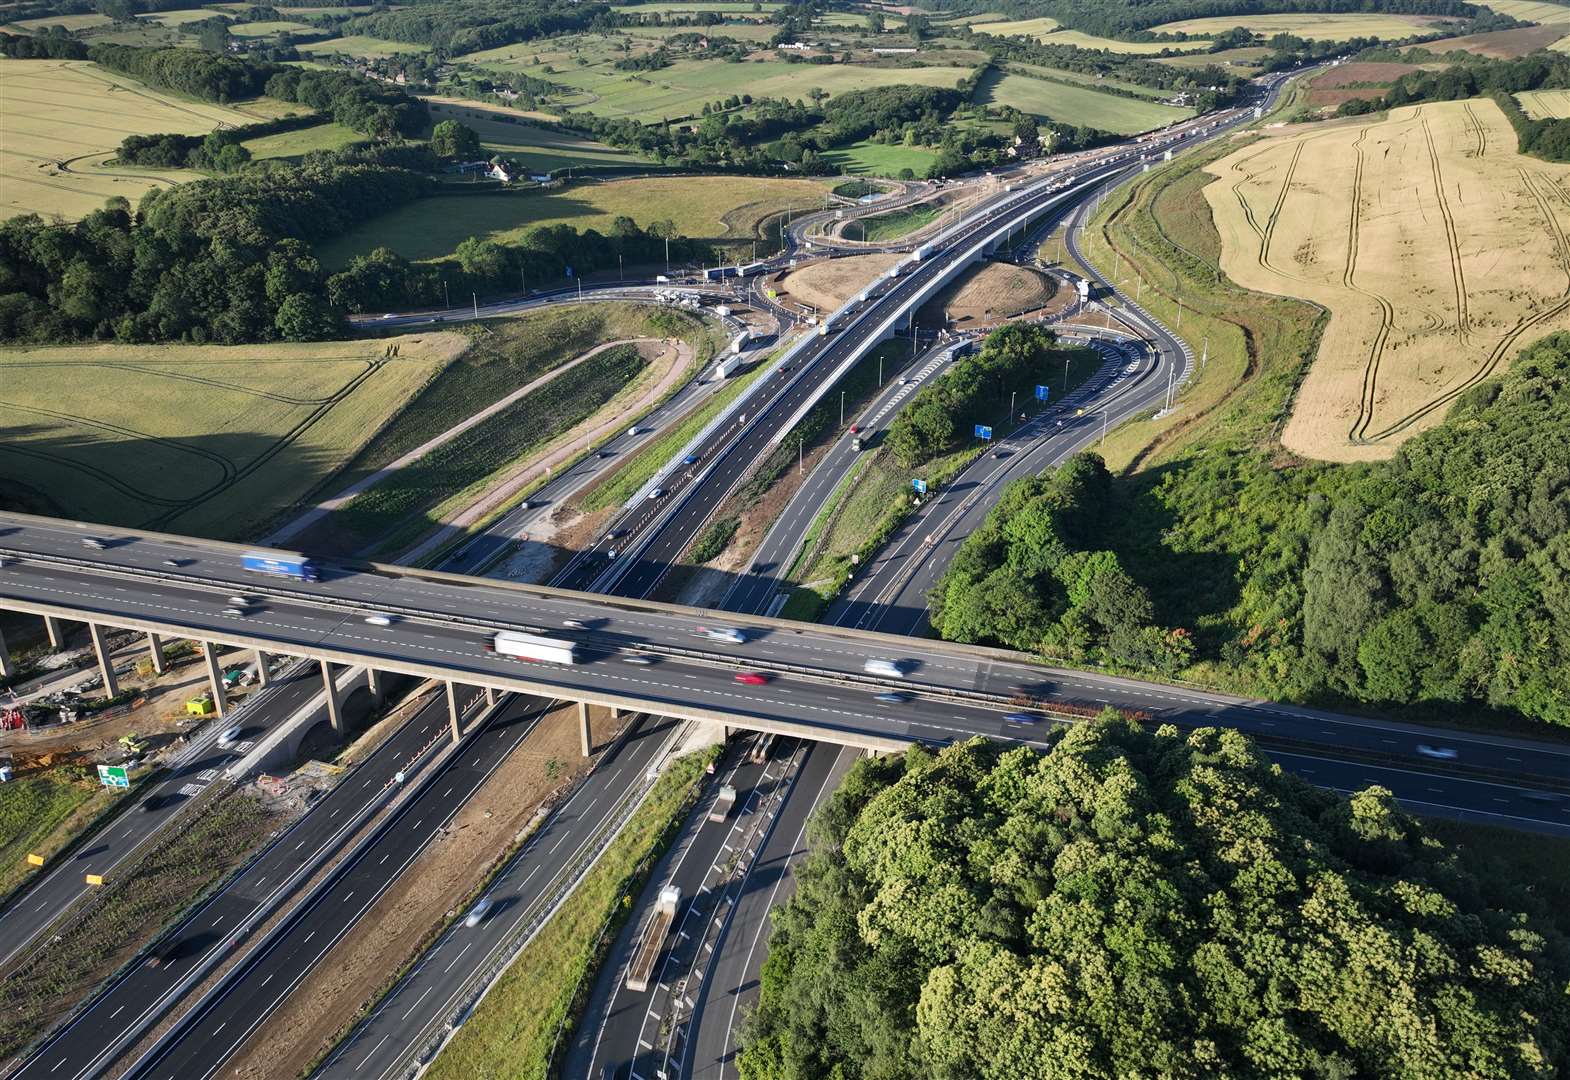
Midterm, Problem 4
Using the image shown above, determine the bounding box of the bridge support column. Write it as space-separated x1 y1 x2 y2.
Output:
44 616 66 651
88 623 118 697
320 660 342 735
146 633 168 675
578 700 592 758
365 667 382 704
201 640 226 716
0 626 14 680
253 650 269 688
484 687 496 707
446 681 461 745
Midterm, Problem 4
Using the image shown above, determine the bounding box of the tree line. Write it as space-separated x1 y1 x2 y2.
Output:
323 215 712 312
1336 52 1570 161
933 331 1570 728
86 45 428 137
334 0 612 55
740 719 1569 1079
0 144 434 345
116 114 324 172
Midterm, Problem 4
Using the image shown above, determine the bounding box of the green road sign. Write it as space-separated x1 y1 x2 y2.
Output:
96 764 130 789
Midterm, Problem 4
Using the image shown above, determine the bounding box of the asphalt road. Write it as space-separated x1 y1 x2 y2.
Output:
311 713 681 1080
124 704 673 1080
565 736 810 1080
0 661 320 971
13 683 487 1080
678 743 856 1080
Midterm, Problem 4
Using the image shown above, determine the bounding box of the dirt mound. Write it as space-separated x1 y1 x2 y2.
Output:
777 254 903 313
931 261 1058 327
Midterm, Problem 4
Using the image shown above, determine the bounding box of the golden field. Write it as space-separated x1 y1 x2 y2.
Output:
1203 98 1570 460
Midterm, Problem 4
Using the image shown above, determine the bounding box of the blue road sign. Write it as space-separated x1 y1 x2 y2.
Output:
565 265 574 278
974 424 993 441
1035 384 1050 402
912 478 928 495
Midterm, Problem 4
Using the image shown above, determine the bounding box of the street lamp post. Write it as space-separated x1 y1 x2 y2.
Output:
443 280 450 308
840 390 846 426
472 292 478 318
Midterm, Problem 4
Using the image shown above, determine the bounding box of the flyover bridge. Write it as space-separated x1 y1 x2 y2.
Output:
4 511 1568 784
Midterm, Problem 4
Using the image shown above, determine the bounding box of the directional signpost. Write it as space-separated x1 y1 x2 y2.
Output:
96 764 129 789
1035 384 1050 403
912 478 928 495
974 424 993 441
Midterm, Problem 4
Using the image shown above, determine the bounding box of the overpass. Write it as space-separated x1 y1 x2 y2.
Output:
4 511 1570 792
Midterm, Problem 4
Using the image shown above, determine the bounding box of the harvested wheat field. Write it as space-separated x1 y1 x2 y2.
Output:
1204 98 1570 461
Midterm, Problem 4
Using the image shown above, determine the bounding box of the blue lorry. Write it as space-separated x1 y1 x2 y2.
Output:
241 551 318 582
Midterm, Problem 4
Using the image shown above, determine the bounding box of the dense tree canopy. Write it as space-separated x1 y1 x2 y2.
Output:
741 718 1570 1080
935 332 1570 727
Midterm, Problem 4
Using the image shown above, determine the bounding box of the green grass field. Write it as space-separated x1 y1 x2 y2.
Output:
8 11 113 29
229 19 319 37
424 749 715 1080
1009 61 1176 101
822 138 937 176
0 333 467 539
424 99 638 170
242 120 363 159
977 17 1212 53
319 175 832 265
468 38 975 122
1517 87 1570 118
976 69 1193 133
1150 12 1453 39
623 20 778 40
1159 45 1273 72
135 9 221 25
299 34 428 57
0 59 264 220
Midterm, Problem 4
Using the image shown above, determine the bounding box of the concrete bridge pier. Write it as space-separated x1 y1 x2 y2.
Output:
484 687 496 707
366 667 383 704
43 615 66 651
0 626 13 680
88 623 118 696
321 660 343 734
202 641 227 715
146 633 168 675
578 700 593 757
254 650 269 687
445 681 462 744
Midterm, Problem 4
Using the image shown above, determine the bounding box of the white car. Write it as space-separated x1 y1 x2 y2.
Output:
1416 744 1458 761
563 619 586 629
648 487 665 500
464 898 493 928
217 725 243 748
365 613 394 626
222 607 247 617
623 654 654 665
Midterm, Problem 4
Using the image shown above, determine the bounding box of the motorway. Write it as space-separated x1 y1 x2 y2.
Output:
8 517 1569 819
0 662 321 970
12 683 489 1080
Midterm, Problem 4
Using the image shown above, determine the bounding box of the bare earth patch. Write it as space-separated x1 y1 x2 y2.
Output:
777 253 904 313
934 261 1058 328
219 702 626 1080
1204 97 1570 461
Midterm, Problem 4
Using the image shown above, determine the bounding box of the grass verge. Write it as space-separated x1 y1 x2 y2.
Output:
860 203 942 243
423 747 718 1080
579 354 775 512
0 766 121 901
333 344 645 554
1083 142 1325 470
787 343 1103 613
0 789 279 1059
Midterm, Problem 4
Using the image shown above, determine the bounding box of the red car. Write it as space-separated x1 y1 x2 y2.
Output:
734 672 771 686
849 424 861 434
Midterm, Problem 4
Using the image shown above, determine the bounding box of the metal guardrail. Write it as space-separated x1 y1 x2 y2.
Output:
382 719 692 1080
